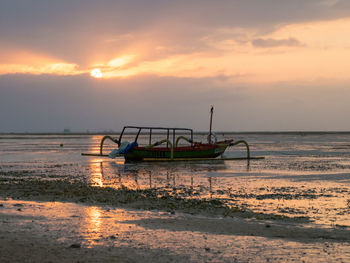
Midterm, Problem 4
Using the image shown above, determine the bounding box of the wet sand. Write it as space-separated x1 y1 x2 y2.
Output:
1 134 350 262
1 196 350 262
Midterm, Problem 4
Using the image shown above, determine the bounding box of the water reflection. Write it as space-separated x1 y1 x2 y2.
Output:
89 158 104 187
86 158 226 204
80 204 144 248
83 206 102 247
87 158 230 197
85 158 350 227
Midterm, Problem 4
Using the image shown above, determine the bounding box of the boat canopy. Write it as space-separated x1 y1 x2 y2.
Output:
118 126 194 147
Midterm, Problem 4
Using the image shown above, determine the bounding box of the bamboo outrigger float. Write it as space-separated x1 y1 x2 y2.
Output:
82 107 264 162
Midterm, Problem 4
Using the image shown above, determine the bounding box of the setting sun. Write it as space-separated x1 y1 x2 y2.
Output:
90 68 103 78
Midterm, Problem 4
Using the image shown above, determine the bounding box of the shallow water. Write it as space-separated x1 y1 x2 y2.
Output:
1 133 350 227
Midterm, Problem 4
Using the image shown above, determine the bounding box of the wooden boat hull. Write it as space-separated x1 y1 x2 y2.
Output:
124 141 231 162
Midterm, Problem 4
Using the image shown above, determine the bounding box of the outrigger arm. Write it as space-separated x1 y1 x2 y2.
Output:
100 135 120 156
228 140 250 160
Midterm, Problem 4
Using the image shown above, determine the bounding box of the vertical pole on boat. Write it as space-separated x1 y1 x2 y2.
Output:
172 129 175 149
209 106 214 144
149 129 152 145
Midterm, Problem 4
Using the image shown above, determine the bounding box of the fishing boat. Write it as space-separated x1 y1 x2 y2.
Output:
82 107 258 162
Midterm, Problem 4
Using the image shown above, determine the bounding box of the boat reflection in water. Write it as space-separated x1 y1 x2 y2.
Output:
87 157 245 200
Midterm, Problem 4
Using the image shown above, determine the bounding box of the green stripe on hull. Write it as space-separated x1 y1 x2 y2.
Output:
125 145 228 161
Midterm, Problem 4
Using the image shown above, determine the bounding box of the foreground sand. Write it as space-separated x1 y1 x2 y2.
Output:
1 198 350 263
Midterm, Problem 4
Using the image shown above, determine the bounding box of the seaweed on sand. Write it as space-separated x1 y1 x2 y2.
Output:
0 179 310 221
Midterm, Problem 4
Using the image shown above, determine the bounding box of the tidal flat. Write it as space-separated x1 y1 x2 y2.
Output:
1 133 350 262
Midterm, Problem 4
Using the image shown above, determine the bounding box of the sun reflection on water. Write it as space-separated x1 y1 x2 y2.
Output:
89 159 104 187
83 206 102 247
79 205 147 248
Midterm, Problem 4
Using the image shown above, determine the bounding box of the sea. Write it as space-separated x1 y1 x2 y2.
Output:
1 132 350 228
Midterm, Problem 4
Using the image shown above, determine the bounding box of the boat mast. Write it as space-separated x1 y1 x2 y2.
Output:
209 106 214 144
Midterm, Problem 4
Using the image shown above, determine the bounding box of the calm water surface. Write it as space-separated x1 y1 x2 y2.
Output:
1 133 350 227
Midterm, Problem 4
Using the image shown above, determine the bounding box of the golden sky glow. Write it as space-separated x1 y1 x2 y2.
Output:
1 0 350 88
89 18 350 83
2 17 350 85
3 1 350 132
0 50 80 75
107 55 134 68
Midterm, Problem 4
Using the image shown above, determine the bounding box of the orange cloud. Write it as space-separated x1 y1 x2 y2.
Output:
0 49 81 75
0 63 78 75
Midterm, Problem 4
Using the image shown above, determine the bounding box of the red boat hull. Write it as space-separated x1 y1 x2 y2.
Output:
124 140 233 161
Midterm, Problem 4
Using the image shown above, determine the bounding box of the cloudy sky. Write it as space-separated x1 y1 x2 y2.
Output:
1 0 350 132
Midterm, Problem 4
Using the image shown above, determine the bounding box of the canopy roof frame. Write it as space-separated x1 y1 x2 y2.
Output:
118 126 194 147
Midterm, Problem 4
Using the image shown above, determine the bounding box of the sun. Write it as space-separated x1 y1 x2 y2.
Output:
90 68 103 78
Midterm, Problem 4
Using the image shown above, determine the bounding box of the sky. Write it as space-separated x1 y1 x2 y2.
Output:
1 0 350 132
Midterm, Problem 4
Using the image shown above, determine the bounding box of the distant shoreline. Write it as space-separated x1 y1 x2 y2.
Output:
2 131 350 136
